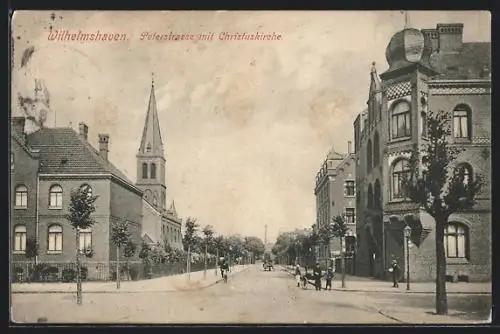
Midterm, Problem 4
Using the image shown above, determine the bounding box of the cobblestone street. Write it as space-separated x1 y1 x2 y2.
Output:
11 265 491 324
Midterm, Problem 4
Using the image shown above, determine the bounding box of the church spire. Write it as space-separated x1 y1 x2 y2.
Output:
138 74 164 155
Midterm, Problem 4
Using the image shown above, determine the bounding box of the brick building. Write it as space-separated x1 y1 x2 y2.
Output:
136 79 182 250
353 23 491 282
314 143 357 270
11 117 144 278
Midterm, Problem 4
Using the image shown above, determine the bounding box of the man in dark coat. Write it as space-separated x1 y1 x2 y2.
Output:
313 262 322 291
389 258 400 288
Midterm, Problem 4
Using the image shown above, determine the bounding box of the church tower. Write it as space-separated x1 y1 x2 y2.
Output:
136 75 167 210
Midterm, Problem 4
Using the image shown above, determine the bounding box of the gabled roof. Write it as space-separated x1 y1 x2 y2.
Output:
138 80 164 155
142 233 155 245
26 127 138 190
430 42 491 80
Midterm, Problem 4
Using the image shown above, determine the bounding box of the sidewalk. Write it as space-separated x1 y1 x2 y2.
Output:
281 266 491 295
375 306 491 324
12 265 250 294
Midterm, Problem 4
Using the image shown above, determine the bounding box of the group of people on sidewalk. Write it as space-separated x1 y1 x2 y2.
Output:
294 262 334 291
292 256 402 290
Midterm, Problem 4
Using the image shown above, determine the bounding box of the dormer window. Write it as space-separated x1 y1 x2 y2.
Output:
146 143 152 153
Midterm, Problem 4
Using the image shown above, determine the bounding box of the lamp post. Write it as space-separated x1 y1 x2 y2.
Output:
229 246 233 272
403 225 412 291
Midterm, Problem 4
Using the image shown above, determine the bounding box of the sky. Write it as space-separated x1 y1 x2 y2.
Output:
11 11 491 242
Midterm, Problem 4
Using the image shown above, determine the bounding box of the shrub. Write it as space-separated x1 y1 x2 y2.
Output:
62 268 77 282
45 266 60 281
129 266 139 281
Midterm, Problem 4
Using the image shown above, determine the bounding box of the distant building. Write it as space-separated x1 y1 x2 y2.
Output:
11 116 143 279
135 80 182 250
353 23 491 282
314 144 356 268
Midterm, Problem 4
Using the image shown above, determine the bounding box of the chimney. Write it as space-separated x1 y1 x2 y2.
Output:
12 117 26 138
78 122 88 141
98 134 109 161
436 23 464 53
421 28 439 52
348 141 352 154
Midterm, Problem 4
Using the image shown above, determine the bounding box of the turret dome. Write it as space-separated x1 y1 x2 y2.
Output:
385 28 433 73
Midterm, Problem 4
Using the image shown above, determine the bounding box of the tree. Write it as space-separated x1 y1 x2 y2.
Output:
123 240 137 280
404 110 483 315
182 217 199 279
243 236 266 262
316 223 334 268
331 214 349 288
66 186 98 305
110 220 132 289
24 236 39 282
202 225 215 278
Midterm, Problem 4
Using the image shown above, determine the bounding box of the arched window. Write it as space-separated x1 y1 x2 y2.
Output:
14 225 27 252
11 152 14 171
48 224 63 253
15 185 28 208
144 189 152 202
445 222 468 259
367 184 373 209
151 163 157 179
373 132 380 166
78 228 92 253
80 184 92 198
49 185 63 209
161 192 166 209
391 100 411 139
374 179 381 209
366 140 372 172
455 163 473 186
392 159 410 199
453 105 472 140
153 196 158 207
142 163 148 179
421 111 428 137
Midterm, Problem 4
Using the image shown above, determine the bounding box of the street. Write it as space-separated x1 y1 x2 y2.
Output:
11 265 490 324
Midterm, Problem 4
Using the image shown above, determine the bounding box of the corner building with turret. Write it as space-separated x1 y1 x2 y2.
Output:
353 23 491 282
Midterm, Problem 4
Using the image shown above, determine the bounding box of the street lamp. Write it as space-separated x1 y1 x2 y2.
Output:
229 246 233 271
403 225 412 291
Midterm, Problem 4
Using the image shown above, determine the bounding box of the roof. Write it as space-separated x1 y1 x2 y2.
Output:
430 42 491 80
26 127 138 189
138 82 164 155
142 233 155 245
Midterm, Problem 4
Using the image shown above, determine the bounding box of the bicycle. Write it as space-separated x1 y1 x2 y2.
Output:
222 269 228 284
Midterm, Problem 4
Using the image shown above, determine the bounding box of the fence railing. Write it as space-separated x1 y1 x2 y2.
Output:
11 259 219 283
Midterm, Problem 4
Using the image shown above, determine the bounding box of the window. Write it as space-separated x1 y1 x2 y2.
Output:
392 159 410 199
345 181 355 197
453 105 471 140
80 184 92 198
78 228 92 253
373 132 380 166
456 163 472 186
49 185 63 209
345 208 355 225
153 196 157 207
151 163 156 179
356 190 360 203
146 143 152 153
48 225 63 253
11 153 14 171
14 225 27 253
445 222 468 259
162 225 165 238
161 192 166 208
367 140 372 172
374 179 381 209
15 185 28 208
421 111 428 137
367 184 373 209
391 101 411 139
142 163 148 179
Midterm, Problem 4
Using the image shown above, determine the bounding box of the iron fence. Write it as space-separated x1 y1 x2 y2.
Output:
11 258 218 283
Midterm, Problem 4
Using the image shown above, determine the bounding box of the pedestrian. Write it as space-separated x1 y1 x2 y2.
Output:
313 261 322 291
325 266 334 291
294 264 302 288
389 257 400 288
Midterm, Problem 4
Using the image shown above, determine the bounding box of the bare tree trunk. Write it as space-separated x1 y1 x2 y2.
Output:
76 230 82 305
435 217 448 315
341 236 346 289
187 244 191 281
204 244 208 279
215 248 219 276
116 246 121 289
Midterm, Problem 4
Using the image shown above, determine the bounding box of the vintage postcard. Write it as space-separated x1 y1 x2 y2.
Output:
10 10 491 324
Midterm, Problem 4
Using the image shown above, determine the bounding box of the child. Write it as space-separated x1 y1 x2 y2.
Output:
294 265 301 288
325 266 334 290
